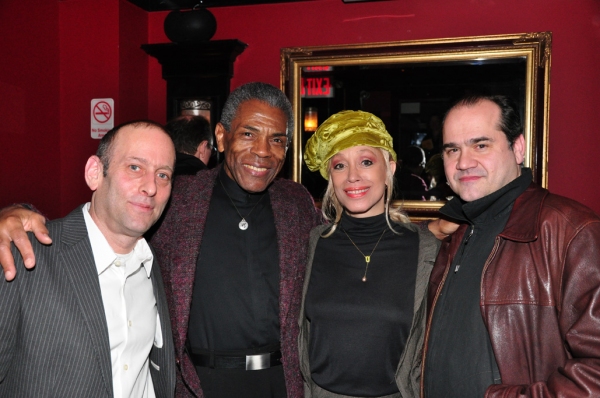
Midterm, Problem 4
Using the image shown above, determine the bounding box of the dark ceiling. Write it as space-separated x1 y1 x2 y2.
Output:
126 0 311 11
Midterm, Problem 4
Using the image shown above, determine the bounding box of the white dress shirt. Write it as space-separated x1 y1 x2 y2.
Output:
83 203 162 398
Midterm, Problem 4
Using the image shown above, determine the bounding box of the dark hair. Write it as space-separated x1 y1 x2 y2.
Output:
402 145 426 168
165 115 212 155
220 82 294 143
96 120 168 177
443 94 523 146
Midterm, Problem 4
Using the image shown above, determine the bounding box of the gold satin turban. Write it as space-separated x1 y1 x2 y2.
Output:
304 110 397 180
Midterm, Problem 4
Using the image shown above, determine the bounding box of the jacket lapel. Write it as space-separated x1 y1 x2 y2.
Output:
149 258 176 397
59 208 113 397
269 182 297 327
169 168 218 350
269 180 320 340
500 183 547 242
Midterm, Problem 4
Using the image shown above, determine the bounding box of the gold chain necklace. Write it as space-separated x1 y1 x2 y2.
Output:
219 178 266 230
341 227 387 282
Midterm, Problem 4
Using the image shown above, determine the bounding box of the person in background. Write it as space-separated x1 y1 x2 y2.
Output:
422 95 600 397
424 154 454 201
165 115 214 176
299 110 444 398
0 120 176 397
395 145 428 201
420 115 443 160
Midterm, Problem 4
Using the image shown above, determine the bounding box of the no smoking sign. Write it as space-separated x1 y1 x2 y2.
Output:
91 98 114 139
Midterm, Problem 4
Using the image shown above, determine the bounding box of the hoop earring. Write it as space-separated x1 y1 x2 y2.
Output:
384 184 392 228
384 184 389 204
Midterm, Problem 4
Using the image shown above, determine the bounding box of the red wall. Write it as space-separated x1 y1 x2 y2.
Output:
146 0 600 214
58 0 149 216
0 1 61 216
0 0 148 218
1 0 599 216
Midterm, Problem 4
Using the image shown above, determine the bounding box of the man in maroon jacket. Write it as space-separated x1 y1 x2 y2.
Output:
422 94 600 398
147 83 321 398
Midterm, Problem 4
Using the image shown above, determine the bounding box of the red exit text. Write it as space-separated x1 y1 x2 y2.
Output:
301 77 334 98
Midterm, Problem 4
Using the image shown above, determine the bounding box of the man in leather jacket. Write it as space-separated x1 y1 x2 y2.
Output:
421 94 600 398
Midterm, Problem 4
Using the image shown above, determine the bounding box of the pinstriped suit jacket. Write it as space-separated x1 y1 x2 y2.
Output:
0 206 176 397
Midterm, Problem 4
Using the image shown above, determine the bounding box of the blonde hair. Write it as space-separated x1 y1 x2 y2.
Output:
321 148 410 237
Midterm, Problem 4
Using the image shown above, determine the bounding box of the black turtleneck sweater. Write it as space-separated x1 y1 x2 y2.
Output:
424 168 532 398
187 167 280 353
305 213 419 396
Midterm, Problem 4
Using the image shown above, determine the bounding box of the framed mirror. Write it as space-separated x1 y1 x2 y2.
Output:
281 32 551 219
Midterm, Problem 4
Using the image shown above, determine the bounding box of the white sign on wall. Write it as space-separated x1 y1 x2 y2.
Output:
91 98 114 139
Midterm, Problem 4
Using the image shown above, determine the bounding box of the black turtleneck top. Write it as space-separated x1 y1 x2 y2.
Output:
424 168 532 398
187 167 280 353
305 213 419 396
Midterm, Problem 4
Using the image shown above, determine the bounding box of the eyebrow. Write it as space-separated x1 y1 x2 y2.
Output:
239 125 287 137
442 136 493 150
356 148 377 154
129 156 148 164
128 156 174 173
241 125 259 132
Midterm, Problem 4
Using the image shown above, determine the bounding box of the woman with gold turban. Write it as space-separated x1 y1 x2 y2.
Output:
298 110 451 397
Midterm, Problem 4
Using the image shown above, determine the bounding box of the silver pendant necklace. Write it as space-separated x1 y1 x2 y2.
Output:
219 178 265 231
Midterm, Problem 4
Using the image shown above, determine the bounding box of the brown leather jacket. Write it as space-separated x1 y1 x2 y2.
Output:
421 183 600 397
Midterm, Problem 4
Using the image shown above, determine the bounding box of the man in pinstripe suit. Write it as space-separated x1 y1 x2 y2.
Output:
0 121 176 397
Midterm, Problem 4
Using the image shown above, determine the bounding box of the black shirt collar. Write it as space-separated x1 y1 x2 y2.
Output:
218 166 268 205
441 168 533 225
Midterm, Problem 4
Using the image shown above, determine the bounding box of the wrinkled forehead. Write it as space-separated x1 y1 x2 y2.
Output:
233 100 290 138
237 100 286 121
114 126 175 162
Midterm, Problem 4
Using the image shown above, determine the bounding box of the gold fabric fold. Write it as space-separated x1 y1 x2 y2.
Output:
304 110 397 179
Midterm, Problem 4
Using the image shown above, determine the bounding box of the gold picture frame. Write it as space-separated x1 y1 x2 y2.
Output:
281 32 551 219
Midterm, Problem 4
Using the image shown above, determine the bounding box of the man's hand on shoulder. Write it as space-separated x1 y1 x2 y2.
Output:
0 205 51 281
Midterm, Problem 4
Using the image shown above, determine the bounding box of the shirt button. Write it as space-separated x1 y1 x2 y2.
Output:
124 364 128 371
115 260 122 267
128 320 132 327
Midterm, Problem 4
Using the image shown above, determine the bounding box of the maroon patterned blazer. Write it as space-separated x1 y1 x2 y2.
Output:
151 165 321 397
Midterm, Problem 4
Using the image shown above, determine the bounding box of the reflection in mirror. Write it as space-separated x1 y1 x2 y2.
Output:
281 33 551 219
299 58 527 202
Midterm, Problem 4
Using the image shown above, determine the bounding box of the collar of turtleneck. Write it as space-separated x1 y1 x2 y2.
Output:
218 165 268 205
441 168 532 225
338 212 389 237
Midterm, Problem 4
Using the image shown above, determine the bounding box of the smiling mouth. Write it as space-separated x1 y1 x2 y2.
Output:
345 188 369 197
459 176 482 182
244 164 268 172
131 203 154 212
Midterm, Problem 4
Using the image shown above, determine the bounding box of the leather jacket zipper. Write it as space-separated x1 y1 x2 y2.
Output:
454 224 474 273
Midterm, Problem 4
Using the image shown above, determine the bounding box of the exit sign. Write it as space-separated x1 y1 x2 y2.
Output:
301 77 334 98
